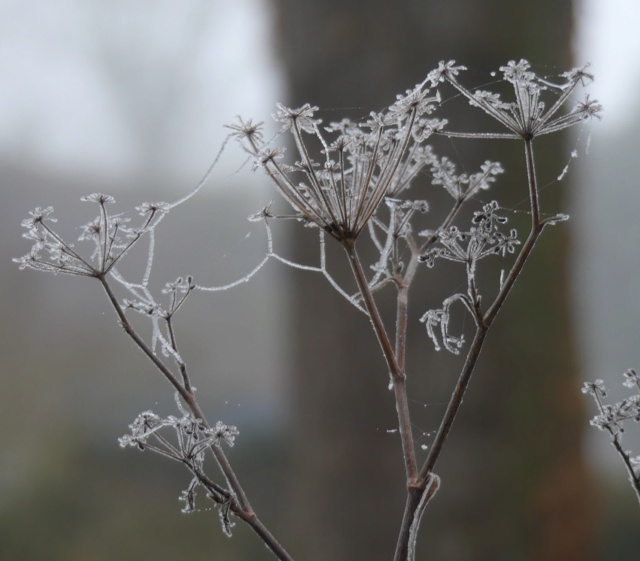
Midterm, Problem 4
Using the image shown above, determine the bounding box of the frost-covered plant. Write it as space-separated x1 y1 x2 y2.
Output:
583 370 640 505
15 60 600 561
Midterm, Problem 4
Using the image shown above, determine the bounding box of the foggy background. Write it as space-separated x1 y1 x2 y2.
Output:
1 0 639 559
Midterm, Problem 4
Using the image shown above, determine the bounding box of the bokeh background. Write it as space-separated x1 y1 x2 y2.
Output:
1 1 639 560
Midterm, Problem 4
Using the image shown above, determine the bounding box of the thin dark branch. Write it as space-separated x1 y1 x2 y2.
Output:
394 138 551 559
99 276 296 561
610 434 640 506
344 242 418 480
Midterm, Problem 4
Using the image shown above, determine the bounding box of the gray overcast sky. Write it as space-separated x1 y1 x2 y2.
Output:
0 0 635 174
0 0 281 179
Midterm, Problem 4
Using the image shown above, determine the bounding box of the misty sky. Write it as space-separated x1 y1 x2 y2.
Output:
0 0 282 178
0 0 637 175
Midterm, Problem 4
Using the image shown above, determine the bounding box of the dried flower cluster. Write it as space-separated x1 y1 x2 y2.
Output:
229 86 443 243
14 195 169 278
119 394 239 533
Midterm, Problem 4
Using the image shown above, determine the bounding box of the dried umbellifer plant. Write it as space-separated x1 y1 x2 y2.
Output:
16 60 601 561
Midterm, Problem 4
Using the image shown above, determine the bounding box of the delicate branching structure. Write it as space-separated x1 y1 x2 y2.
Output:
16 60 600 561
15 192 295 561
583 371 640 506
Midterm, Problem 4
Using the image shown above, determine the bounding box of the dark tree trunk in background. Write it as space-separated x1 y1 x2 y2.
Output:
269 2 597 560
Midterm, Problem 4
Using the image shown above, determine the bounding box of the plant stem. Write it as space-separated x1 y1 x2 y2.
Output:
419 327 487 481
394 139 550 559
610 434 640 506
236 511 297 561
344 242 418 480
524 138 540 228
99 276 296 561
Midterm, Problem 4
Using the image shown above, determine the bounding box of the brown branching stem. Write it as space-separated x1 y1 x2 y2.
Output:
393 139 553 561
344 241 418 481
98 276 295 561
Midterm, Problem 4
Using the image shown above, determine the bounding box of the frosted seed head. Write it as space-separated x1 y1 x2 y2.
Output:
225 116 265 144
427 60 467 87
561 64 594 86
499 59 535 85
582 379 607 397
136 201 170 216
80 193 115 204
574 95 603 120
273 103 321 133
623 369 640 388
21 206 56 229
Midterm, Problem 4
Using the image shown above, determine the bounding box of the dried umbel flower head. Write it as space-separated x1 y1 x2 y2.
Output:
230 86 443 244
428 59 602 140
14 194 168 277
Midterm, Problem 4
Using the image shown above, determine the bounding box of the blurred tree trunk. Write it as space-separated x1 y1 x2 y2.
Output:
269 1 597 560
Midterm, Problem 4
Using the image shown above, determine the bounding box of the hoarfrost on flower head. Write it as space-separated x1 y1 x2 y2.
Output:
273 103 321 133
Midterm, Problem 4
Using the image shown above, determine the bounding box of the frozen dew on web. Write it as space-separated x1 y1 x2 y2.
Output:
192 209 363 311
